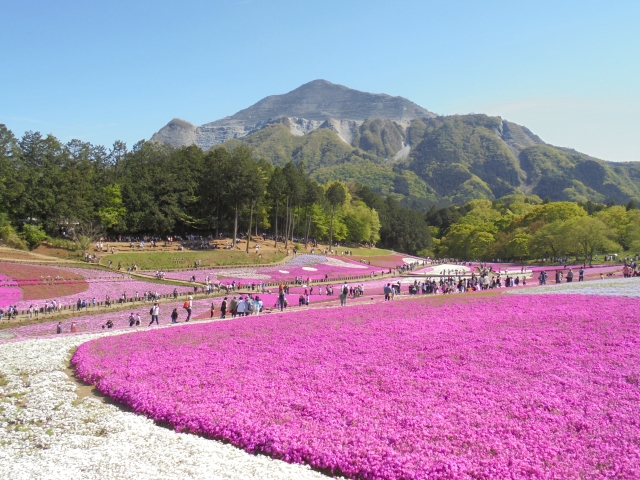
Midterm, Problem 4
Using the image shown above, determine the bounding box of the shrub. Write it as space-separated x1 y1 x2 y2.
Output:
21 223 49 249
0 225 28 250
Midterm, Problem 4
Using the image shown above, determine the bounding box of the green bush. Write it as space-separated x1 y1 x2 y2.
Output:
0 225 28 250
47 237 78 250
22 223 49 249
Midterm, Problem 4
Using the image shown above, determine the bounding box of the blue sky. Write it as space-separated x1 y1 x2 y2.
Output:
1 0 638 161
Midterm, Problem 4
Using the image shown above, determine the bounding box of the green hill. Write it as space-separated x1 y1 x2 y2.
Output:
226 114 640 207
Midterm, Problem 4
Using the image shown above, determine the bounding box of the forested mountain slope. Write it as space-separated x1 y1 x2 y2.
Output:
150 80 640 206
224 113 640 206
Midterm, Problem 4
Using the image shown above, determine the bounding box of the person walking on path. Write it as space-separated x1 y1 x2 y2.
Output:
210 302 215 318
56 322 63 334
579 267 585 281
278 284 286 312
236 297 246 316
185 296 193 322
220 297 228 319
246 296 255 315
567 269 574 283
255 296 262 315
340 282 349 306
171 308 179 323
149 303 160 326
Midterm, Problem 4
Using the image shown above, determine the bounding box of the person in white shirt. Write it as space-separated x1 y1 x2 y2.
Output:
149 303 160 325
236 297 246 316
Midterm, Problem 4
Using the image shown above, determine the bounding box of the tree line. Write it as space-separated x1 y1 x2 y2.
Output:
0 125 432 255
426 195 640 262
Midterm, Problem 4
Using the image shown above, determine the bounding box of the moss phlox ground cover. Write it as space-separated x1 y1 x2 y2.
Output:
163 255 381 284
72 294 640 479
0 274 22 306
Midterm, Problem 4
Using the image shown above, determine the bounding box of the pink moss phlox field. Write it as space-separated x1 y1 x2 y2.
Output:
0 298 214 342
72 294 640 479
0 274 22 306
163 257 381 284
10 278 191 310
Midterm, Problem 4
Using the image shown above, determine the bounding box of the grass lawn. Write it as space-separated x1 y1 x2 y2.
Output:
0 249 40 260
332 247 395 257
32 244 84 260
101 249 288 271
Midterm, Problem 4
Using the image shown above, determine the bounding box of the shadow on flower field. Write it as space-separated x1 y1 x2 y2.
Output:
0 262 89 300
72 292 640 479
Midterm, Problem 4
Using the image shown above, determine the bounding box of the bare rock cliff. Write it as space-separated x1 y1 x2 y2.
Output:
151 80 435 149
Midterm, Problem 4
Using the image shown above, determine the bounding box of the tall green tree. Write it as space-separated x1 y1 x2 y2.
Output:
0 125 23 219
267 166 287 247
325 181 347 248
282 162 305 248
561 216 619 263
200 147 232 237
227 146 263 248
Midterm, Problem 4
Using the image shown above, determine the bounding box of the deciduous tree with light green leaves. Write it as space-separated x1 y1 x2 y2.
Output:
97 185 126 231
325 181 347 248
561 216 619 264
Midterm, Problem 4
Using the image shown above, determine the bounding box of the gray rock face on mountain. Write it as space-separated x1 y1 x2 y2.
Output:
495 120 545 157
151 80 435 149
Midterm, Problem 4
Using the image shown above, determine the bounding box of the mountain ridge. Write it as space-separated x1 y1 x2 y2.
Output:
150 81 640 206
150 80 435 149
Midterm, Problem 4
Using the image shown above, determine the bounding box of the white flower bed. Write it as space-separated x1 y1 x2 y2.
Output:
412 264 472 276
0 332 326 480
507 277 640 297
214 268 272 280
323 257 367 269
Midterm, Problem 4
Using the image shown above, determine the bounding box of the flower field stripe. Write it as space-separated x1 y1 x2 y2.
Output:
72 293 640 479
0 274 22 306
162 255 383 284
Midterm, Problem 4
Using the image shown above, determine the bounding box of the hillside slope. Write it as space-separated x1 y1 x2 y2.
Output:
151 81 640 206
228 113 640 206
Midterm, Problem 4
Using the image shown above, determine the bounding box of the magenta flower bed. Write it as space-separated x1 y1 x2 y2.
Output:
0 297 214 342
72 294 640 479
0 274 22 307
162 257 381 284
10 278 192 311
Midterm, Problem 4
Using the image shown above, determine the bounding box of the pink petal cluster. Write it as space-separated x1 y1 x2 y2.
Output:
72 294 640 479
0 274 22 306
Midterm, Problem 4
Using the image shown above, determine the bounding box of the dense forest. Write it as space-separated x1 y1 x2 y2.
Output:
0 125 430 255
425 196 639 262
1 124 637 261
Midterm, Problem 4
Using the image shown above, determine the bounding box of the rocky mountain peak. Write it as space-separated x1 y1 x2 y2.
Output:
151 80 435 149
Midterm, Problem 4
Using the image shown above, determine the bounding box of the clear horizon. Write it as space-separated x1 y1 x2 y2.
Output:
2 0 638 161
